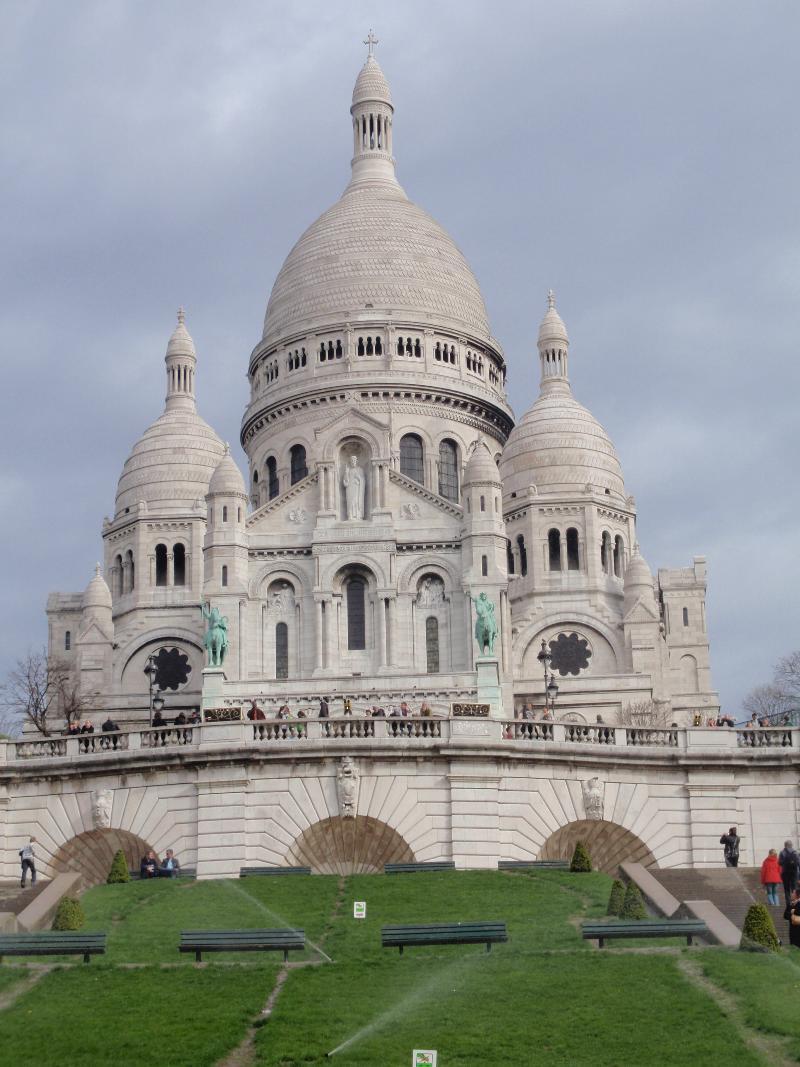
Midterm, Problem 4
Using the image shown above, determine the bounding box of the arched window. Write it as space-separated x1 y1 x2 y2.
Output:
601 532 612 574
375 336 382 355
682 607 689 627
222 505 228 523
507 541 515 575
266 456 279 499
426 616 440 673
567 528 580 571
155 543 168 586
399 434 424 485
221 565 228 587
65 630 71 651
517 534 528 577
290 444 308 485
357 337 365 356
275 622 288 680
346 576 366 650
438 439 459 501
480 495 486 512
173 543 186 586
613 535 624 577
126 549 135 592
114 554 123 598
481 555 488 577
548 529 561 571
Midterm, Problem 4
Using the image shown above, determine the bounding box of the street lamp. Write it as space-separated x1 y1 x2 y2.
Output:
537 639 559 717
144 653 166 727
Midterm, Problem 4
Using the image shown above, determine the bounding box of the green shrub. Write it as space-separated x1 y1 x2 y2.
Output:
620 881 647 920
740 903 779 952
569 841 592 872
607 879 626 916
107 849 130 884
52 896 85 931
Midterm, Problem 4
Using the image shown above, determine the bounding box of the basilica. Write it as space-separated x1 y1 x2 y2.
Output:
46 45 718 731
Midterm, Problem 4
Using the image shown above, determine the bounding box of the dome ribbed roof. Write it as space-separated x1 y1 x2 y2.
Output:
352 55 392 106
624 548 653 588
464 439 501 485
208 446 247 496
115 408 225 516
261 182 492 347
500 391 624 498
82 564 112 612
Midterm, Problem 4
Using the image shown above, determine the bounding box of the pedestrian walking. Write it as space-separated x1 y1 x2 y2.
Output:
761 849 782 906
720 826 740 868
19 836 37 888
779 840 800 910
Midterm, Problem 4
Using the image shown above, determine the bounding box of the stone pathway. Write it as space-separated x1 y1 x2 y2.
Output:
0 966 51 1013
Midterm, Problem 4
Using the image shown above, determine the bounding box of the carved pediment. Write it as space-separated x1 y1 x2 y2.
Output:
623 596 660 624
246 472 318 531
389 468 464 520
315 405 390 442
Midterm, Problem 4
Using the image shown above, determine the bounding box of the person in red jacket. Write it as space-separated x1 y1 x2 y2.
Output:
761 849 782 906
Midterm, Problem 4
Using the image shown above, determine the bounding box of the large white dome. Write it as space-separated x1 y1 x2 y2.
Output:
262 181 493 348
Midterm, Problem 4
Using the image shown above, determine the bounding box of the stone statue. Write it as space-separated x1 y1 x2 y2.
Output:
342 455 366 520
268 583 294 614
417 576 444 608
91 788 113 829
337 756 359 818
582 777 604 820
201 602 229 667
472 592 498 656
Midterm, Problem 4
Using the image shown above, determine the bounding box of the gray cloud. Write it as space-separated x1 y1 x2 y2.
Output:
1 0 797 712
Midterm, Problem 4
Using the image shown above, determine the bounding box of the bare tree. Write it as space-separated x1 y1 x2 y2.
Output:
742 683 793 720
0 649 91 737
618 699 673 728
774 651 800 701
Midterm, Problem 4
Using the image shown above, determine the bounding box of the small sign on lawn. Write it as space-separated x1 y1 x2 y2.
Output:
353 901 367 919
413 1052 437 1066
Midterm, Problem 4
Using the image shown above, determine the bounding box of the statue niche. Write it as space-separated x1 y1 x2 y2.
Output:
339 440 369 521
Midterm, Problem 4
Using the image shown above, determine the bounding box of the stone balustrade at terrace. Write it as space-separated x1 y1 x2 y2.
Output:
2 723 797 765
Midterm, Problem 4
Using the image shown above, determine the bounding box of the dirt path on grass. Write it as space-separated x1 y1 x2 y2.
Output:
677 957 793 1067
0 966 50 1012
216 876 346 1067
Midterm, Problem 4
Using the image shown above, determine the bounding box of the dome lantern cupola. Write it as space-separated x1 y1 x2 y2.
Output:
349 31 397 188
165 307 197 412
538 289 570 395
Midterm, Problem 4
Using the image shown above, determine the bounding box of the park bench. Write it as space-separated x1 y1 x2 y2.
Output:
179 928 305 963
498 860 569 870
581 919 709 949
382 921 508 955
239 866 312 877
0 932 106 964
129 867 197 880
384 861 456 874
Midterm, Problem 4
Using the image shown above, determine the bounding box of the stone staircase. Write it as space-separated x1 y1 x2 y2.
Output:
0 880 51 917
649 867 784 931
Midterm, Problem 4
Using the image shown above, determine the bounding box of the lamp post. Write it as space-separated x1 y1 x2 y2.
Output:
143 653 165 727
537 639 559 717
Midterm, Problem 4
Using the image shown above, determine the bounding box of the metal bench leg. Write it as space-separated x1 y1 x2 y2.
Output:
687 935 693 947
399 945 404 956
598 938 604 949
486 942 491 953
84 952 90 964
283 949 288 963
195 950 202 963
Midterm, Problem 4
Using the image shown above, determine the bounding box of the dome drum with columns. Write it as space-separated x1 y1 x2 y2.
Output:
44 40 718 729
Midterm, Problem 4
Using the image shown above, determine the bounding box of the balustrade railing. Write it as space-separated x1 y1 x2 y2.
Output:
141 726 195 748
563 723 616 745
510 722 554 741
736 726 794 749
77 733 130 754
625 727 678 748
14 737 67 759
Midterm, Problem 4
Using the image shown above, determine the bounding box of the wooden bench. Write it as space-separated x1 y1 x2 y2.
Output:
130 867 197 880
498 860 569 870
384 861 456 875
0 932 106 964
382 921 507 955
239 866 312 877
179 928 305 962
581 919 709 949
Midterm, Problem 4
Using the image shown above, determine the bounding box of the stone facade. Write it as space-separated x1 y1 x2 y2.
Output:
24 46 738 880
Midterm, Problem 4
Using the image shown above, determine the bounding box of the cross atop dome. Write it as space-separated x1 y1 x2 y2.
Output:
177 306 186 325
363 29 378 56
547 288 556 310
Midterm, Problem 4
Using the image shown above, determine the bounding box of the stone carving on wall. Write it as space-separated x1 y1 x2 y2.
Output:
91 789 114 829
267 583 295 613
401 502 420 520
342 455 366 520
288 507 307 524
582 777 604 821
337 756 359 818
417 576 444 607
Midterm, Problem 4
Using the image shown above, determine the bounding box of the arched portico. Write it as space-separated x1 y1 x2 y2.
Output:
538 819 656 873
285 815 414 874
53 829 156 886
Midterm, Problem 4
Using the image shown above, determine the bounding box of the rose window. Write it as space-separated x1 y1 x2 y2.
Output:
548 632 592 676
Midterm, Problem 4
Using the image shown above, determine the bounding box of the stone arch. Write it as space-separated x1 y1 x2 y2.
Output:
397 554 461 595
320 554 388 589
321 420 385 463
285 815 414 875
539 819 656 873
249 560 310 600
114 629 204 687
515 613 624 675
53 829 156 886
118 634 204 693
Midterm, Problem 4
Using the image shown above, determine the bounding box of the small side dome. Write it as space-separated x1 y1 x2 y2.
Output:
208 444 247 497
352 54 392 108
463 439 501 486
82 563 112 613
624 546 653 589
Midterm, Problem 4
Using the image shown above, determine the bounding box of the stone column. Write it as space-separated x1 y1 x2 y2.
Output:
377 596 387 669
167 551 175 587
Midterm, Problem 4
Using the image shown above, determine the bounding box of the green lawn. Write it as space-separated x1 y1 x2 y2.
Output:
0 869 792 1065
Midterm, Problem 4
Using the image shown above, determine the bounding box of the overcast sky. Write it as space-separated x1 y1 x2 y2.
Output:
1 0 797 713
